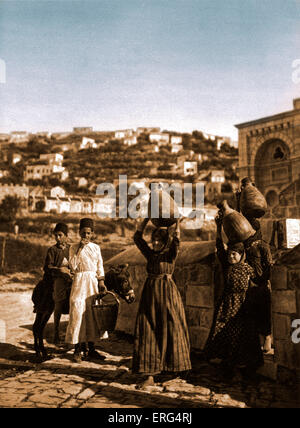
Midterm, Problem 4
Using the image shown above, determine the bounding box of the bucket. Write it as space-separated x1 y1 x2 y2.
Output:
92 291 120 333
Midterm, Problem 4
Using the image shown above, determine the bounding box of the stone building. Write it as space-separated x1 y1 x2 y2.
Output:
235 98 300 208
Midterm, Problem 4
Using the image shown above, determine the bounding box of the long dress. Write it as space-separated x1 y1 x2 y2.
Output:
204 238 264 370
132 230 191 375
244 233 273 337
65 242 105 344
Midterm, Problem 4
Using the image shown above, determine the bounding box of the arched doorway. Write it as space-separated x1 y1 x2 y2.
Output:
255 139 292 197
265 189 279 207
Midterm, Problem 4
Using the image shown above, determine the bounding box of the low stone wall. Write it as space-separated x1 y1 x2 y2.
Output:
104 240 218 351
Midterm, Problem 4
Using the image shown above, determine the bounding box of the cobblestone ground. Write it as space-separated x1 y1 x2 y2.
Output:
0 292 299 408
0 334 299 408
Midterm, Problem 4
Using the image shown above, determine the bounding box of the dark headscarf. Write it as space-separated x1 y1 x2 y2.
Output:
151 227 172 253
80 217 94 231
227 241 244 255
54 222 68 236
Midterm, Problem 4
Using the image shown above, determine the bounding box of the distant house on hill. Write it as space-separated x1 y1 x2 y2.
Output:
184 161 197 176
0 183 29 204
124 135 137 146
211 170 225 183
80 137 97 149
149 133 169 144
73 127 93 134
24 153 67 182
75 177 88 188
10 131 30 144
11 153 22 165
40 153 63 165
51 132 71 140
136 127 161 135
115 129 134 139
171 144 183 154
170 135 182 145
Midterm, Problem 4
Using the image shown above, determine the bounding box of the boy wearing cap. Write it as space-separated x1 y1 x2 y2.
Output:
65 217 107 363
51 223 72 344
32 222 71 358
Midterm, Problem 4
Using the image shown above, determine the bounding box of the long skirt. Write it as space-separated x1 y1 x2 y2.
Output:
65 272 99 344
132 276 191 375
204 292 263 369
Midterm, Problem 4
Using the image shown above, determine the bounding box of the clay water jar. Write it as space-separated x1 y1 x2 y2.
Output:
148 188 179 228
240 181 267 219
219 200 255 243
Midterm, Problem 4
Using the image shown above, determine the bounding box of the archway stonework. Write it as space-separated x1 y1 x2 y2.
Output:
235 99 300 198
250 132 294 167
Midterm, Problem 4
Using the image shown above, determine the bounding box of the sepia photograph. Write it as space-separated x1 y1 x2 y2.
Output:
0 0 299 413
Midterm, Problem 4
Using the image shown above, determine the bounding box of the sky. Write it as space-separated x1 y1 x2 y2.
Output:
0 0 299 140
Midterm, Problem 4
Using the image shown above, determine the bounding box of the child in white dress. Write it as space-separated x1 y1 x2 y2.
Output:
65 218 107 362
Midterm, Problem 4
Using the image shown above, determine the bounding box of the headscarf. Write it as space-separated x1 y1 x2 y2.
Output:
54 222 68 236
227 241 244 255
79 217 94 231
151 227 172 253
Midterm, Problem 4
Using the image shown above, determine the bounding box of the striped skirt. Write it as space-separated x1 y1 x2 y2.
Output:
132 274 191 375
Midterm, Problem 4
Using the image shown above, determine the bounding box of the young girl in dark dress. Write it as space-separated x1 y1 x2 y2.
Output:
132 218 191 388
204 215 264 378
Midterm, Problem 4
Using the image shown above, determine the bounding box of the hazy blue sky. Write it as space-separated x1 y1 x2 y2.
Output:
0 0 299 139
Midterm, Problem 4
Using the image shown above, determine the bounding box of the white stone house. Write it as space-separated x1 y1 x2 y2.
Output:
115 129 134 139
170 136 182 145
149 133 169 144
80 137 97 149
124 135 137 146
171 144 183 153
184 161 198 176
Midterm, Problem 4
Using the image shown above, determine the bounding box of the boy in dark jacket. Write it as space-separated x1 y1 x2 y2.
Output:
32 223 72 359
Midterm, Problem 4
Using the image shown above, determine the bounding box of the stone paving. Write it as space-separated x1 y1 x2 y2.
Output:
0 333 299 408
0 291 299 408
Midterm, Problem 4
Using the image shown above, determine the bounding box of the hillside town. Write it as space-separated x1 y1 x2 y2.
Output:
0 126 238 219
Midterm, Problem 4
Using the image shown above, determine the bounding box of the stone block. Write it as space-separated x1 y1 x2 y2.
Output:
185 307 200 327
271 266 287 290
274 339 300 370
189 264 213 286
272 290 297 314
288 271 300 291
186 285 214 308
256 357 277 381
289 207 299 218
173 266 190 288
273 313 292 340
199 308 214 330
189 326 210 350
297 291 300 315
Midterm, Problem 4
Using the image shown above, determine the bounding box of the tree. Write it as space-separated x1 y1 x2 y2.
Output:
0 195 21 223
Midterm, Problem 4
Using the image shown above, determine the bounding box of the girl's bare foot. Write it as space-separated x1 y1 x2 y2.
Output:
263 335 272 353
136 375 155 390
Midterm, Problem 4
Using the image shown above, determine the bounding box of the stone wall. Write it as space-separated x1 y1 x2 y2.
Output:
104 240 218 351
270 245 300 382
